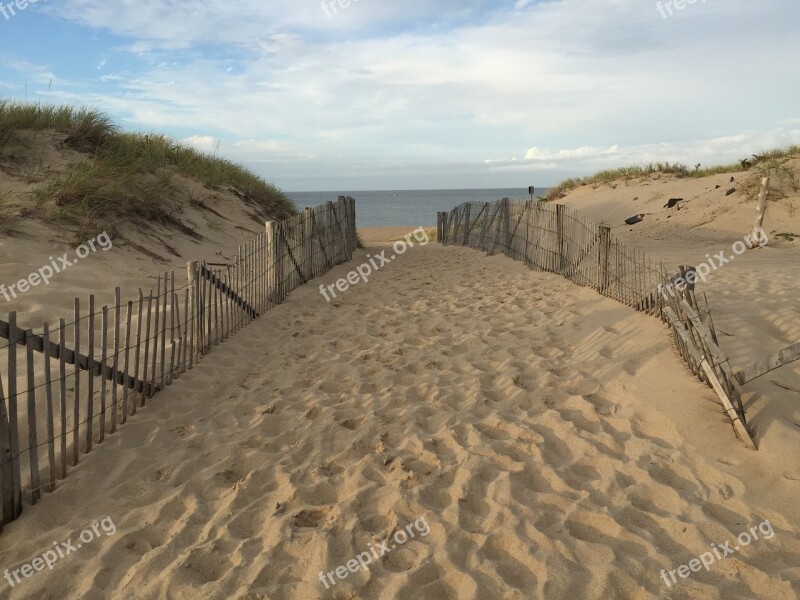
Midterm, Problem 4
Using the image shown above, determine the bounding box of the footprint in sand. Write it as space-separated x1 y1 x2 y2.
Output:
292 507 334 529
183 545 233 583
318 462 344 477
339 417 364 430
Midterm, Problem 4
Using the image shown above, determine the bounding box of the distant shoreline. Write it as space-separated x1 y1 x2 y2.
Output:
357 227 425 245
290 188 548 228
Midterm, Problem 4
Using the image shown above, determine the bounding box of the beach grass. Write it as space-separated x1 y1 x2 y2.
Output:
0 100 295 236
545 146 800 201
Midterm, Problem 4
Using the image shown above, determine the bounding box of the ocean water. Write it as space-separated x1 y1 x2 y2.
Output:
287 188 550 228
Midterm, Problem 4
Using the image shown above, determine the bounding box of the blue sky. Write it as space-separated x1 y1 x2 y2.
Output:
1 0 799 191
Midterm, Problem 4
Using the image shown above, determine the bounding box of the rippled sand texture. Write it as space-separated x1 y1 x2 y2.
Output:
0 244 798 600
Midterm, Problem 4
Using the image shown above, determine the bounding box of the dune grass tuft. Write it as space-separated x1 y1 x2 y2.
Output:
0 100 295 237
545 146 800 201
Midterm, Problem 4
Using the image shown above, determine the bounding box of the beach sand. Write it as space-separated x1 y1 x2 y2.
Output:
559 171 800 460
1 238 798 599
357 227 414 245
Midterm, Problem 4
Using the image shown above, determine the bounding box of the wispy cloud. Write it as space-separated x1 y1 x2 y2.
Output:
1 0 798 189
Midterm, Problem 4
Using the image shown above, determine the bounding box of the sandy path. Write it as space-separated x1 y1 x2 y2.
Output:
0 244 798 600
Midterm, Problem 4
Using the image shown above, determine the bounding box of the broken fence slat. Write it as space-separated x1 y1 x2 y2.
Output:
734 341 800 386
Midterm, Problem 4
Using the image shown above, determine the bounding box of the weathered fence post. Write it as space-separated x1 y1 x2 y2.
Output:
747 177 770 248
451 206 461 244
462 204 472 246
342 197 351 258
325 201 335 266
266 221 283 305
502 198 511 254
556 204 566 274
344 197 352 260
187 261 199 357
524 200 532 267
25 330 40 503
348 198 354 256
478 203 490 251
7 312 21 517
339 200 348 258
303 208 314 279
348 197 356 257
598 225 611 293
335 196 347 263
348 196 358 254
0 374 13 530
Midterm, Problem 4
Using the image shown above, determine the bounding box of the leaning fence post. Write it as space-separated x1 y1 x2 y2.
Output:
747 177 770 248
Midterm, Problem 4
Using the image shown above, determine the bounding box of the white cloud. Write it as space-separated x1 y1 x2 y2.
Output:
518 129 800 175
525 146 621 160
15 0 800 189
182 135 219 153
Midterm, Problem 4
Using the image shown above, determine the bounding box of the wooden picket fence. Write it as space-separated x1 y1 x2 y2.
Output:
437 199 761 450
0 197 357 532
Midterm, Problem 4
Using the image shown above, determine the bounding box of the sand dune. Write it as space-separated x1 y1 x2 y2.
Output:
559 173 800 462
0 242 797 600
0 180 271 332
